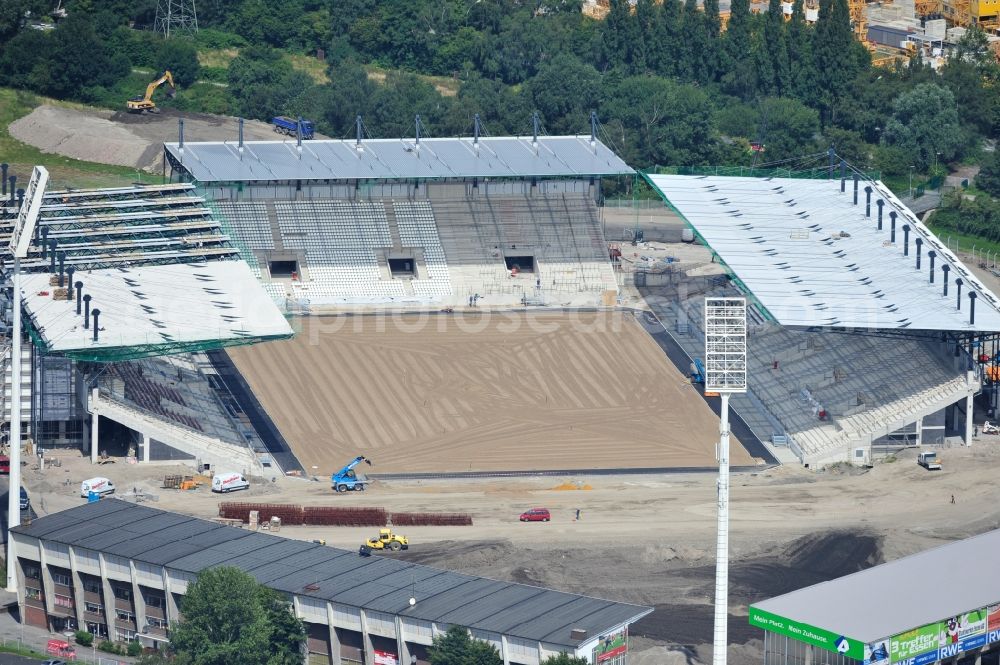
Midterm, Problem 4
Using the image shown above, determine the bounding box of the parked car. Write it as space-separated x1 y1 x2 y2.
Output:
519 508 551 522
19 486 29 511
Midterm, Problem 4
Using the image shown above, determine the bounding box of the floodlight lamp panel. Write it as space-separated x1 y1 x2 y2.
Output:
704 297 747 394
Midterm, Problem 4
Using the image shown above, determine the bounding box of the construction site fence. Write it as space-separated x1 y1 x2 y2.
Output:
218 502 472 527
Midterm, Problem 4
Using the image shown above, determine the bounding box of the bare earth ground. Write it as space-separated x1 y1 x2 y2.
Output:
23 442 1000 665
226 311 749 474
8 105 303 172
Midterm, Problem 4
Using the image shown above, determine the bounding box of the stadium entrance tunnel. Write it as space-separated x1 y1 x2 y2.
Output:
389 257 416 277
504 255 535 273
269 260 299 278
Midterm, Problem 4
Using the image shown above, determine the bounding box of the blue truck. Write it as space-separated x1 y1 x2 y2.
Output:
331 455 372 492
272 116 315 140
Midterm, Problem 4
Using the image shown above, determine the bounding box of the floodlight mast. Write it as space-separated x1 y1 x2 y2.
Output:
6 165 48 592
704 297 747 665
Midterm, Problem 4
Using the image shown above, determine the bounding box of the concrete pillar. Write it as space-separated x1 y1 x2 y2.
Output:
143 433 151 463
966 394 974 446
39 544 54 629
915 416 923 446
163 569 180 627
69 546 87 631
395 616 411 665
360 608 374 665
90 387 100 464
98 553 116 640
500 634 511 665
129 560 146 634
327 602 343 665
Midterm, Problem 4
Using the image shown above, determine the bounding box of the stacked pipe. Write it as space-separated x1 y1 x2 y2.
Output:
390 512 473 527
304 506 387 526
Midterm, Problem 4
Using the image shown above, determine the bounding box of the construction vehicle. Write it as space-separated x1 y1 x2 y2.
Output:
917 451 942 470
690 358 706 384
363 528 408 552
127 71 176 113
331 455 372 492
272 116 315 139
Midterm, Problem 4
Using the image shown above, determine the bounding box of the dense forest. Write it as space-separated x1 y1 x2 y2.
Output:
0 0 998 184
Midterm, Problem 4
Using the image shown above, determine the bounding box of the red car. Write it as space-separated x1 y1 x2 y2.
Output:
519 508 551 522
0 456 9 475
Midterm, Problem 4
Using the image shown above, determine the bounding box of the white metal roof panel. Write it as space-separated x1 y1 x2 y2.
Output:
753 528 1000 642
22 260 292 354
646 174 1000 331
164 135 634 182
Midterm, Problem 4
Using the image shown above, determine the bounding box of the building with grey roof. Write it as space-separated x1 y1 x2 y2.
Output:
748 528 1000 665
11 500 651 665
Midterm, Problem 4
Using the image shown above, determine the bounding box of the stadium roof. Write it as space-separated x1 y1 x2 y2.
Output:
1 182 292 360
22 260 292 361
163 135 635 182
14 501 652 647
752 527 1000 643
645 173 1000 331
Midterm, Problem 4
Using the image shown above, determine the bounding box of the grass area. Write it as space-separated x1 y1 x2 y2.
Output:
0 87 156 190
0 641 53 660
198 47 239 69
924 217 1000 257
286 53 330 84
364 64 459 96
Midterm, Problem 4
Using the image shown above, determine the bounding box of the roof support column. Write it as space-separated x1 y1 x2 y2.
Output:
359 608 375 665
970 291 977 326
865 186 872 216
395 616 411 665
890 211 897 243
98 553 116 640
129 560 147 637
853 174 859 205
876 199 884 229
68 546 87 633
943 265 951 296
143 432 151 463
500 634 511 665
90 387 99 464
928 251 937 284
915 237 923 269
840 161 847 191
327 602 343 665
965 393 974 446
903 225 911 256
957 279 963 310
163 566 179 627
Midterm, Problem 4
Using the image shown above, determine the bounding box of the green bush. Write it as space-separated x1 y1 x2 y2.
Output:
127 640 142 657
74 630 94 647
98 640 122 655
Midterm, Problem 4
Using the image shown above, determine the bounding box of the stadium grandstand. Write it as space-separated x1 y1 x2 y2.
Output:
643 164 1000 467
0 179 291 470
163 131 630 309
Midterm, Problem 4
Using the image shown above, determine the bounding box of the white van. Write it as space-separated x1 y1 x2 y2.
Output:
81 477 115 498
212 472 249 493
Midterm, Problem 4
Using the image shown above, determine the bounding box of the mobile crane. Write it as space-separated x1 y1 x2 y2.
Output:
331 455 372 492
127 71 176 113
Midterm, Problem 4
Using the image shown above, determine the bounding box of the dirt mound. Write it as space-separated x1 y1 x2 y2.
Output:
10 106 153 169
8 104 289 173
632 607 758 646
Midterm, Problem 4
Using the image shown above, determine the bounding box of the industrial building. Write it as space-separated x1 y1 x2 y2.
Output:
749 528 1000 665
11 500 652 665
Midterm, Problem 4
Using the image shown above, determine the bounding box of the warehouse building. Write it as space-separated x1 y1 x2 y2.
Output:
11 501 651 665
749 528 1000 665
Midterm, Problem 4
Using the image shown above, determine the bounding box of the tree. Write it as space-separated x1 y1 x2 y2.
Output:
721 0 753 97
540 655 591 665
171 567 305 665
526 54 601 135
882 83 963 171
976 151 1000 199
786 0 817 103
157 38 201 87
428 626 502 665
811 0 858 121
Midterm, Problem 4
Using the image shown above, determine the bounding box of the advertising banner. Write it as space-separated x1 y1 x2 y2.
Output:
890 609 990 664
749 606 864 660
890 622 941 664
988 604 1000 639
593 630 628 663
373 650 398 665
864 640 890 665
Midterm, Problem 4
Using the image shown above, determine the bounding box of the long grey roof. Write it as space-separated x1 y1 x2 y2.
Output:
164 136 634 182
752 527 1000 642
646 174 1000 331
14 501 650 647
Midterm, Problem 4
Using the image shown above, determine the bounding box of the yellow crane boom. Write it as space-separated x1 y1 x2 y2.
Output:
126 71 176 112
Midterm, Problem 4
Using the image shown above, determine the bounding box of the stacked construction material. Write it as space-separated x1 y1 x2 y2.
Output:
219 502 473 527
390 512 472 526
303 506 387 526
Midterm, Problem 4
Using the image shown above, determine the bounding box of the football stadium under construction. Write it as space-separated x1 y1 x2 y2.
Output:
4 128 1000 479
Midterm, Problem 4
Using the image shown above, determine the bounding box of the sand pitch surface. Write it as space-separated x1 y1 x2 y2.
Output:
228 311 751 474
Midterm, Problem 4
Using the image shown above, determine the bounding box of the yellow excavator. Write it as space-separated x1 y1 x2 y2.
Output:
127 71 176 113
